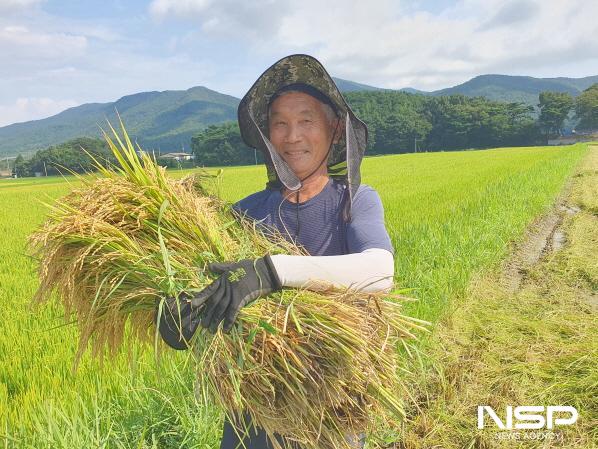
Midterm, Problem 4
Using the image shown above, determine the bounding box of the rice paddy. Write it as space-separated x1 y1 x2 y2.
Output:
0 143 592 448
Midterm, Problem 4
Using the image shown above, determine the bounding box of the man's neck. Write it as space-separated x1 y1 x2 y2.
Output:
282 174 330 203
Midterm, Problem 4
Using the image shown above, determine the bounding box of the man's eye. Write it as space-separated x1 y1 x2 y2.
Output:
301 119 312 124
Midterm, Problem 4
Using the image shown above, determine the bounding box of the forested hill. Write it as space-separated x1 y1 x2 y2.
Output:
191 90 544 167
0 86 240 157
332 77 384 92
429 74 598 106
0 77 381 158
1 73 596 157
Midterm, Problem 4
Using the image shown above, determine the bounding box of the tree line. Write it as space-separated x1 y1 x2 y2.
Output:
12 84 598 177
191 83 598 165
191 84 598 165
12 137 117 178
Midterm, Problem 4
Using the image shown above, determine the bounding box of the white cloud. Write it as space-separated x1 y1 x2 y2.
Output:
148 0 598 90
2 0 598 127
0 97 78 127
149 0 290 39
0 0 43 13
0 25 87 61
149 0 211 18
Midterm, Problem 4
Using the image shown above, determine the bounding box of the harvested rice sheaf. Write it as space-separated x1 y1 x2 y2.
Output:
28 119 427 449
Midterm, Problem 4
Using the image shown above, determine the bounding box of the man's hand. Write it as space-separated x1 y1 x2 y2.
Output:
157 291 207 350
157 255 281 348
199 255 282 333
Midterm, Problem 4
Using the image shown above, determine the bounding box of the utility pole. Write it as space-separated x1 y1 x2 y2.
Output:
4 156 16 177
254 148 258 165
43 161 48 176
414 137 418 153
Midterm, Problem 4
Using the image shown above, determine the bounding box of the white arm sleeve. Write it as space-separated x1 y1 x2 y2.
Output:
270 248 394 293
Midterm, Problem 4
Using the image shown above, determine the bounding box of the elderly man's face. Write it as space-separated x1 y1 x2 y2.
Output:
268 92 338 181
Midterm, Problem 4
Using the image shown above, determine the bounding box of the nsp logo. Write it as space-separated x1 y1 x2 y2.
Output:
477 406 578 430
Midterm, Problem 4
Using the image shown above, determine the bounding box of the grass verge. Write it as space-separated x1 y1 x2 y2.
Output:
395 147 598 448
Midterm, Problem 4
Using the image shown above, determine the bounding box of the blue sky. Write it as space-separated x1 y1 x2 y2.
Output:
1 0 597 126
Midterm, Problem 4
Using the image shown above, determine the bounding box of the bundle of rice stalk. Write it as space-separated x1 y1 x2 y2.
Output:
28 118 428 449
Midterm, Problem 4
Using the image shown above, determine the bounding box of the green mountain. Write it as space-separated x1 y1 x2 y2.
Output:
2 74 596 158
0 80 383 158
0 86 240 157
331 77 384 92
430 74 598 106
399 87 429 95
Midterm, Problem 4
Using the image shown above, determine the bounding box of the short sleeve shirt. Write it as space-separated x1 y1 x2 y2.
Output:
233 179 394 256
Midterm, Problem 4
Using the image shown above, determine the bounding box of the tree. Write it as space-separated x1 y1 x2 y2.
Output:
345 90 430 153
538 91 574 142
25 137 115 176
9 137 117 178
574 83 598 131
421 95 539 150
187 91 544 165
13 154 29 177
191 122 260 166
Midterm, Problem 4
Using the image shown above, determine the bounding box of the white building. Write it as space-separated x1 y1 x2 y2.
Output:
158 152 195 161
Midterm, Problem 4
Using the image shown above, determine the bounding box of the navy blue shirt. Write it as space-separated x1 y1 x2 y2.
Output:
233 179 394 257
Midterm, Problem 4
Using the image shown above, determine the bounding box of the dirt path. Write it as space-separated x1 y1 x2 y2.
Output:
500 188 580 293
501 146 597 308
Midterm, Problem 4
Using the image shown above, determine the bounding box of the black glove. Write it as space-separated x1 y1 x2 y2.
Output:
199 255 282 334
157 291 207 350
157 255 282 348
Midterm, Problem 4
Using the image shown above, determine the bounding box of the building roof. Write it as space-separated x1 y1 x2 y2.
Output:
158 152 194 159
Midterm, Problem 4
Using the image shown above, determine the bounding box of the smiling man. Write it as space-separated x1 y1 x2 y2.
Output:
158 54 395 449
268 89 340 201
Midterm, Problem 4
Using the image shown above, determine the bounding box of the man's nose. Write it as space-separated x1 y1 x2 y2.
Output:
284 123 302 143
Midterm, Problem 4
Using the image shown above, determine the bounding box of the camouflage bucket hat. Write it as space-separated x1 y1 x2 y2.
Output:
237 54 368 220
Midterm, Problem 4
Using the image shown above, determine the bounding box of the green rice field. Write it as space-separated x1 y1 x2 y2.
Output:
0 143 590 448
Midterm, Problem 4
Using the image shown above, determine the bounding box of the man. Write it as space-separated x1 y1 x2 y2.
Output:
159 54 395 449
